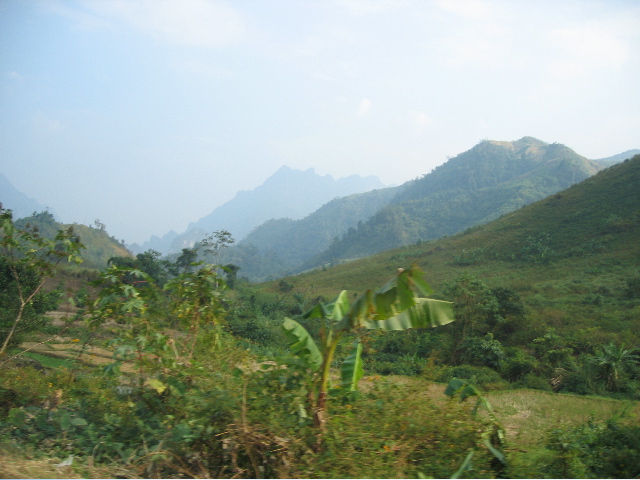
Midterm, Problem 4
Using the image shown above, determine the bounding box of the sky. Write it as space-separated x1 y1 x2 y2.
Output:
1 0 639 244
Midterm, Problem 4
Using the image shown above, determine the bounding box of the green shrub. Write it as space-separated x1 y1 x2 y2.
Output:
517 373 552 391
435 365 506 390
501 347 538 382
369 354 428 376
458 334 505 369
544 419 640 479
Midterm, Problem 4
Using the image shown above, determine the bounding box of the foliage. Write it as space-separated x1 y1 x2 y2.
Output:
544 419 640 479
444 378 507 476
435 365 506 390
14 211 127 270
282 265 455 441
0 207 83 353
592 342 639 392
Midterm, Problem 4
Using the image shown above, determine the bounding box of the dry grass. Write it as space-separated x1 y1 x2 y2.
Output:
0 447 132 479
486 388 640 448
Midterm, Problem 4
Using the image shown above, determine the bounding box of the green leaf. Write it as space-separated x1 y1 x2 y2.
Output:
482 437 507 464
340 340 364 391
282 317 323 371
330 290 351 322
147 378 168 394
451 450 475 479
70 417 88 426
444 378 478 401
304 302 329 319
362 298 454 330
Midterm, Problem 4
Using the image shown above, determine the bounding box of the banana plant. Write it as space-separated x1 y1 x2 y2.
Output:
282 265 455 437
445 378 507 477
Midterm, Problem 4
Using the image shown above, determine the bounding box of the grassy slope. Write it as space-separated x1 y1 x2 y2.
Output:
265 156 640 342
66 224 131 269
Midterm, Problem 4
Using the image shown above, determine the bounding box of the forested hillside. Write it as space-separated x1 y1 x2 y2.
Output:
309 137 604 267
13 211 131 269
234 154 640 412
285 154 639 297
231 186 400 276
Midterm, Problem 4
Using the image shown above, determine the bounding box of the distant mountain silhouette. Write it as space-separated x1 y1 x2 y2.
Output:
0 173 55 220
592 149 640 168
129 166 385 255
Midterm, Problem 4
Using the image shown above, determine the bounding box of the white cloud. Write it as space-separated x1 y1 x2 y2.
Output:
172 58 235 80
6 71 23 81
73 0 245 47
436 1 510 67
440 32 506 67
410 110 434 130
356 98 372 118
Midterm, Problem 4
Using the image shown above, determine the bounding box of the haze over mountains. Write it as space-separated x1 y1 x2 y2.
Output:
1 137 638 281
0 173 55 220
214 137 637 281
128 166 385 255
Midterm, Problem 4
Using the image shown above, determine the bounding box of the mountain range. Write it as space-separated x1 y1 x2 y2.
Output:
0 173 55 220
2 139 638 282
215 137 635 281
128 166 385 255
286 150 640 302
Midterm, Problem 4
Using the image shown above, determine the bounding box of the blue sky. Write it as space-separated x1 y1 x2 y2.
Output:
1 0 639 244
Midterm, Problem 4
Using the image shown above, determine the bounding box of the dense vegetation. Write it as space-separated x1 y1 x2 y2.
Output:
0 154 639 478
14 211 131 270
259 155 640 395
309 138 603 267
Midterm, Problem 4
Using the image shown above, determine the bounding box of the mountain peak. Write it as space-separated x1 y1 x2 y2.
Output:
131 166 385 255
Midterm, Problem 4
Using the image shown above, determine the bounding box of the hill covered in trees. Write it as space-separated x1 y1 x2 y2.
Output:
13 211 131 270
247 153 640 398
309 137 604 267
217 137 610 281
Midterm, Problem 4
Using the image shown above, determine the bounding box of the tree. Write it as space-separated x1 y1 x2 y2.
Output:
176 247 198 274
0 206 83 353
201 230 235 266
282 265 455 444
592 342 639 391
223 263 240 289
441 273 500 363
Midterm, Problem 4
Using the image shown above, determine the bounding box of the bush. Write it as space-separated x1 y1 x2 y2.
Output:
458 334 505 369
501 347 538 382
435 365 506 390
544 419 640 479
516 373 552 391
369 354 429 376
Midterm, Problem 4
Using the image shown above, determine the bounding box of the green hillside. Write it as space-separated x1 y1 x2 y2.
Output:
292 154 638 297
309 137 604 267
232 186 399 278
2 158 639 480
14 212 131 270
251 155 640 397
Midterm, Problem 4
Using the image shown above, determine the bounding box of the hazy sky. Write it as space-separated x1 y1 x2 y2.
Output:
1 0 639 244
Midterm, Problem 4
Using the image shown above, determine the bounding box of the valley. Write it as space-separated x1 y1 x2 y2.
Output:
1 141 639 479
